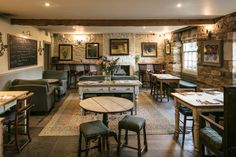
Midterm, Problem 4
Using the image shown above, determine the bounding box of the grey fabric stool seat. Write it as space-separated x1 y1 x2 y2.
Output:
117 115 148 157
78 120 110 157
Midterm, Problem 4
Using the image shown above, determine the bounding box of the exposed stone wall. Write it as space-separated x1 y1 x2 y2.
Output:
167 13 236 88
53 33 165 75
197 13 236 88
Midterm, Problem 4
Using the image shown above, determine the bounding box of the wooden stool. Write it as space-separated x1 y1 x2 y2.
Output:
117 115 148 157
78 120 110 157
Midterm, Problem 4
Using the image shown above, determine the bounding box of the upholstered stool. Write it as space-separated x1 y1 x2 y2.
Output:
78 120 110 157
117 115 148 157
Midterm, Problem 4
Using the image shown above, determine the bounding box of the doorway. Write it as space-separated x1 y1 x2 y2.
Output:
43 42 51 70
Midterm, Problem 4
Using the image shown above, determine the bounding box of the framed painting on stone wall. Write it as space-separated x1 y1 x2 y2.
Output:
202 40 223 67
59 44 73 61
165 40 171 55
85 43 99 59
141 42 157 57
110 39 129 55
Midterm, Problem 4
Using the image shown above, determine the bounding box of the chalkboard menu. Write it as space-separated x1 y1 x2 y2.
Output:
8 34 37 69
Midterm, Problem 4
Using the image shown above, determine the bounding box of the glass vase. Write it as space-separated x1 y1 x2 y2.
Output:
105 71 112 81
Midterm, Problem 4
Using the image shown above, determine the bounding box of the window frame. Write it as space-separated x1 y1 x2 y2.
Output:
182 40 198 75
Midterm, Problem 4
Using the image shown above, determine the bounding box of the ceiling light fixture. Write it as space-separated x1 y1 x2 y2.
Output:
177 3 182 8
45 2 50 7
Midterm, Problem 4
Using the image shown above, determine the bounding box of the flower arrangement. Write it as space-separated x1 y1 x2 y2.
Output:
100 56 120 75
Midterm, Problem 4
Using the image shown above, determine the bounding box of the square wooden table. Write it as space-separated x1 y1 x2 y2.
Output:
172 91 223 157
152 74 180 102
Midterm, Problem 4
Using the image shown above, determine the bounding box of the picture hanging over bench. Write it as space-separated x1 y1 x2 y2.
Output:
202 40 223 67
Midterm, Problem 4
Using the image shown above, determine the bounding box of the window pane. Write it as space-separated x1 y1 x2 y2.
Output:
182 42 198 73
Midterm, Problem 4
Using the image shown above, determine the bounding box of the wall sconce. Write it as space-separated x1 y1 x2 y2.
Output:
205 25 214 38
0 32 8 56
38 41 44 55
74 34 88 45
164 33 171 42
22 31 32 37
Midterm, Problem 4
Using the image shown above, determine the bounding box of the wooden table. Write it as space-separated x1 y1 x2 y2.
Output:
152 74 180 102
0 91 28 157
172 91 223 157
77 80 142 115
80 96 133 126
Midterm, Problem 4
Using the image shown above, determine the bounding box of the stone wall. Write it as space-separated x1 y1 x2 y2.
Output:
197 13 236 88
53 33 165 75
167 13 236 88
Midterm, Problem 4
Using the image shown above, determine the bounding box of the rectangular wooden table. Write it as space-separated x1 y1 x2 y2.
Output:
0 91 28 157
152 74 180 102
77 80 142 115
172 91 223 157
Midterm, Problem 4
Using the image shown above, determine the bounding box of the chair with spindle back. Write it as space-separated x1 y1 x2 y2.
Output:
3 92 34 153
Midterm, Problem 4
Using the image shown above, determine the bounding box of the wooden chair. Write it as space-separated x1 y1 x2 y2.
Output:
69 64 83 88
138 64 149 88
199 85 236 157
199 88 221 92
3 92 34 153
84 64 97 76
153 64 165 74
175 88 196 147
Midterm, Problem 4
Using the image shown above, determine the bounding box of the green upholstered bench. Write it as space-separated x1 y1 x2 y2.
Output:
179 80 197 89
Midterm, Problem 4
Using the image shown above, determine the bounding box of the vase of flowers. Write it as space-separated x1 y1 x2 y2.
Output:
100 56 120 81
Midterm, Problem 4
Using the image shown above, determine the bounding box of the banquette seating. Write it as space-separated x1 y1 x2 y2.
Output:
199 85 236 157
42 70 68 97
9 79 55 113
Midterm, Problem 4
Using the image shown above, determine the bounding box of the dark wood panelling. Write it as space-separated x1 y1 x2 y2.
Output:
11 19 216 26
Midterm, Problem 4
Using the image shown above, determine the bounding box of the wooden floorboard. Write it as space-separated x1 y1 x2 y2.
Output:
4 89 195 157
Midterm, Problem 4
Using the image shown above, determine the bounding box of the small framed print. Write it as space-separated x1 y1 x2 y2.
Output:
85 43 99 59
59 44 73 61
141 42 157 57
165 41 171 55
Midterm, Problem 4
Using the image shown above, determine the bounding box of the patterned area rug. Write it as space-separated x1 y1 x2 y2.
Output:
39 91 175 136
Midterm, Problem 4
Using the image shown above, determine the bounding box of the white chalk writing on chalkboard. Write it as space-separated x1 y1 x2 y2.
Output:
8 34 37 69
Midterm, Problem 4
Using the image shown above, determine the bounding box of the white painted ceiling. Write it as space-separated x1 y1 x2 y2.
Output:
1 0 236 34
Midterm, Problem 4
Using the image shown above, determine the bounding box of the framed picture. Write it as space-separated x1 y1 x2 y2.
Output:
202 40 223 67
141 42 157 57
59 44 73 61
110 39 129 55
165 40 171 55
85 43 99 59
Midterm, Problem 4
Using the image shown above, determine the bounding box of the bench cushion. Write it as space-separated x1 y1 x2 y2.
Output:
180 80 197 88
119 115 145 132
80 120 110 139
200 126 222 150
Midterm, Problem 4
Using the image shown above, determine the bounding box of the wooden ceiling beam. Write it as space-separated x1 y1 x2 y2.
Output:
11 18 216 26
